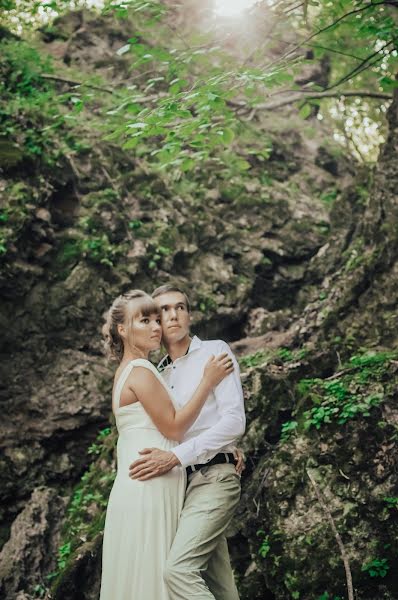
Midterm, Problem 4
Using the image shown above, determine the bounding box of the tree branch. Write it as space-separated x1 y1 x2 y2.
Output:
305 42 364 61
284 2 304 15
306 0 390 39
265 1 389 70
325 41 394 91
40 74 114 94
240 89 392 112
307 469 354 600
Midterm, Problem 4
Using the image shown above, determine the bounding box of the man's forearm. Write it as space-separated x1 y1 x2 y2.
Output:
172 413 245 468
168 451 181 468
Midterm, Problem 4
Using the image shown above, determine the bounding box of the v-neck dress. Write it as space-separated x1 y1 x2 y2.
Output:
100 359 185 600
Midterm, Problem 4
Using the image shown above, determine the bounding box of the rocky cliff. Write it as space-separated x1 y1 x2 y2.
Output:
0 9 397 600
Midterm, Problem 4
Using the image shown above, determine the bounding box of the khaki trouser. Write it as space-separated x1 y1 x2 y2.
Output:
164 463 241 600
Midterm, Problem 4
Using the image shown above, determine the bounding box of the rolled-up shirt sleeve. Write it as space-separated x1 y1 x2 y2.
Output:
172 341 245 467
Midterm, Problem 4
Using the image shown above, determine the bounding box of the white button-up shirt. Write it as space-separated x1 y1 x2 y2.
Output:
157 336 245 468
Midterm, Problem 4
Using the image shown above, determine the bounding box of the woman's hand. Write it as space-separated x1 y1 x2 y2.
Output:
203 353 234 388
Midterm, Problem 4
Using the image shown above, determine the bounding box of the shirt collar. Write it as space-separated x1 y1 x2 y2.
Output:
157 335 202 372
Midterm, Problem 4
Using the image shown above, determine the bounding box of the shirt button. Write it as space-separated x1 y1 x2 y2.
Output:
171 386 174 389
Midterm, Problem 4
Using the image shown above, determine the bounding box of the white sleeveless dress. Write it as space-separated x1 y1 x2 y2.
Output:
100 359 186 600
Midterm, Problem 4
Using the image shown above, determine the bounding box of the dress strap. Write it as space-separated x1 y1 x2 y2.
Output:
128 359 165 384
113 359 176 411
113 361 136 411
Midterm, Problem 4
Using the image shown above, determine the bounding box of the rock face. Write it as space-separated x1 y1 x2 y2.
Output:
1 9 397 600
232 89 398 600
0 487 67 598
235 352 398 600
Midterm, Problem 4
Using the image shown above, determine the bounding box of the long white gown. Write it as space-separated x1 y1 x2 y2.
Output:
100 359 186 600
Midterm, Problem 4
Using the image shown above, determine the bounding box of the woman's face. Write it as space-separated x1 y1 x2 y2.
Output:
123 307 162 356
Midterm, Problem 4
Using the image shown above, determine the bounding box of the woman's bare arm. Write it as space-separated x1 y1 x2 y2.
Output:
128 354 232 441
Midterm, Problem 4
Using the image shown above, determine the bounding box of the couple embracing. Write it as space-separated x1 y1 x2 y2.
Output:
100 284 245 600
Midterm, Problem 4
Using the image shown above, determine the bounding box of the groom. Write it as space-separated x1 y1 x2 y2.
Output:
129 284 245 600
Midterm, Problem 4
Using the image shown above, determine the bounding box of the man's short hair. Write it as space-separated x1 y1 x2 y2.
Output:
151 284 191 312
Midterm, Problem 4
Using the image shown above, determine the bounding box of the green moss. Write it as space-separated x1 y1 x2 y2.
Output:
0 182 36 258
55 233 123 268
240 346 309 372
84 189 120 208
342 237 365 272
49 427 116 591
320 188 338 204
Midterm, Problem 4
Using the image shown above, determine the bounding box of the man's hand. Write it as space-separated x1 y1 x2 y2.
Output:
233 448 245 476
129 448 181 481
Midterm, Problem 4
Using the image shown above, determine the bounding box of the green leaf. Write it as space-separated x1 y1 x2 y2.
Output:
379 76 398 91
221 128 235 145
122 137 140 149
181 158 195 171
127 122 147 129
236 159 251 171
299 103 312 119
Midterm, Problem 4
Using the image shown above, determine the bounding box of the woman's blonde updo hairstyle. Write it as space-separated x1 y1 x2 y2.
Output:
102 290 160 362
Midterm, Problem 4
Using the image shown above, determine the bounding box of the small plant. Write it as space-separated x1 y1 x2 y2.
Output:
197 295 218 313
57 542 72 570
303 391 383 430
304 404 338 430
338 394 382 423
320 189 338 205
293 350 397 432
361 557 389 578
128 219 143 230
277 347 308 363
297 378 320 394
33 583 47 598
278 347 294 362
349 352 396 368
280 420 298 442
147 244 172 269
98 427 112 439
58 239 82 264
256 529 271 558
88 427 112 454
87 442 101 455
0 210 9 223
81 234 119 267
239 350 268 369
343 240 364 272
383 497 398 509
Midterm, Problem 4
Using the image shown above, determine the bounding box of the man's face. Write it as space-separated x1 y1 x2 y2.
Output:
154 291 191 345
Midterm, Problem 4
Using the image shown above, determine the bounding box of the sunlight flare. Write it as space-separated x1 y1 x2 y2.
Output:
213 0 259 17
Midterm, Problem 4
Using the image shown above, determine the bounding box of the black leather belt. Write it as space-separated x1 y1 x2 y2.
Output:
186 452 236 476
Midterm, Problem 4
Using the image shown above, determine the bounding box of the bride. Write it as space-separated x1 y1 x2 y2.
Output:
100 289 233 600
